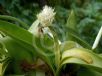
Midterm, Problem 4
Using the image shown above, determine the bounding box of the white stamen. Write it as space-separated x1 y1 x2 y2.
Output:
37 5 56 27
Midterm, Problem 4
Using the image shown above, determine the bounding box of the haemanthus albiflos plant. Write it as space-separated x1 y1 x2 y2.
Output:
0 5 102 76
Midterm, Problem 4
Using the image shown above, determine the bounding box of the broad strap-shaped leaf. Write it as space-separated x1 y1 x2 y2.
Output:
0 20 50 57
56 48 102 76
0 37 34 62
0 20 33 46
0 37 35 74
60 41 82 52
0 15 29 29
0 20 55 75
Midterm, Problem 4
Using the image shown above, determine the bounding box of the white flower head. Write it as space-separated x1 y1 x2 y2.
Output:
37 5 56 27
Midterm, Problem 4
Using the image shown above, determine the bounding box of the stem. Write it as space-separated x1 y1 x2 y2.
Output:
49 26 60 68
44 57 56 76
0 15 29 29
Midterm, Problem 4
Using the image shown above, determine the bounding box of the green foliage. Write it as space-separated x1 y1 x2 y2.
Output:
0 10 102 76
0 0 102 76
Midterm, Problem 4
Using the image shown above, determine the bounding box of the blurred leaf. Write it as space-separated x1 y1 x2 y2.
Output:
66 10 77 30
0 63 3 75
66 28 91 49
0 15 29 29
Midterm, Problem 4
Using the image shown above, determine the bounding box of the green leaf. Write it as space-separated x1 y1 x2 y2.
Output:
0 37 34 62
0 37 35 74
66 10 77 30
60 41 81 52
0 20 55 75
2 57 10 76
35 71 45 76
0 15 29 29
0 63 3 75
0 20 33 46
66 28 91 49
66 11 91 49
56 48 102 76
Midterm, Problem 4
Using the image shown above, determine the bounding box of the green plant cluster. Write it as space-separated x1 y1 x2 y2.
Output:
0 0 102 76
0 9 101 76
1 0 102 52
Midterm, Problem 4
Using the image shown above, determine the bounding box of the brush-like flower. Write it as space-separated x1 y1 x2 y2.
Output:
37 5 56 27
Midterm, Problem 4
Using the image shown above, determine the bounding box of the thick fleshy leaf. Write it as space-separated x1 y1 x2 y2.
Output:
56 48 102 76
0 37 34 62
0 20 55 75
0 37 35 74
0 37 54 75
0 19 54 56
60 41 81 52
0 20 33 46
